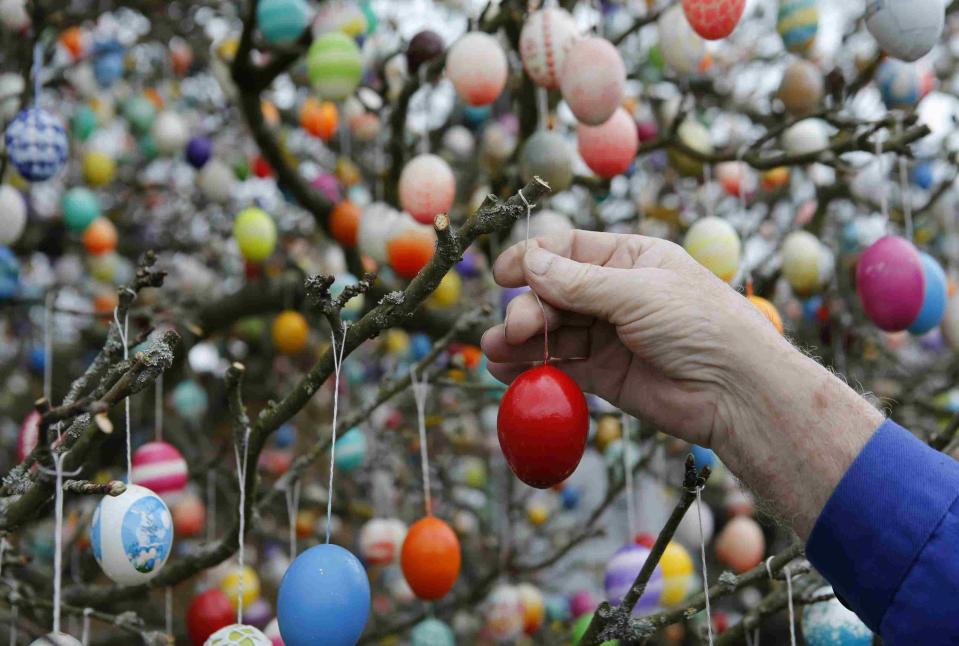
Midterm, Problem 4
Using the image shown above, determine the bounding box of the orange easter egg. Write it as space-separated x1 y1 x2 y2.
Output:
300 98 339 140
272 310 309 355
330 200 361 247
715 516 765 573
387 228 435 279
747 295 784 334
400 516 461 600
262 100 280 128
59 27 84 59
83 218 117 256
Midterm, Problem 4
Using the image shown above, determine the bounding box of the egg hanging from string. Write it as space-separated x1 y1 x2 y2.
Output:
683 216 741 282
801 585 873 646
91 484 173 585
406 30 445 74
715 516 765 573
272 310 309 355
559 37 625 126
221 565 262 611
520 130 573 192
205 624 272 646
519 7 579 89
604 541 665 614
0 184 25 245
400 516 461 600
446 32 508 107
398 154 455 225
411 618 455 646
908 252 947 335
659 541 694 606
657 5 706 76
234 207 277 263
359 517 407 565
334 427 366 472
131 441 188 501
497 365 589 488
151 111 189 156
307 32 362 102
577 107 639 179
777 0 818 56
681 0 746 40
856 235 925 332
29 633 82 646
256 0 312 46
778 58 823 116
865 0 943 62
277 543 371 646
188 589 235 646
4 108 68 182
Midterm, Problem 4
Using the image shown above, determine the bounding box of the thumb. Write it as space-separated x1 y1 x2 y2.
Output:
523 246 638 320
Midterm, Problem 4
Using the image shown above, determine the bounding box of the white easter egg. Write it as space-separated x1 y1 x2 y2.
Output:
90 484 173 585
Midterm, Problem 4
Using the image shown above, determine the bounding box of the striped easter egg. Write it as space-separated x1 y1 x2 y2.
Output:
777 0 818 55
604 542 664 614
307 32 362 102
131 441 188 498
519 7 579 89
256 0 311 46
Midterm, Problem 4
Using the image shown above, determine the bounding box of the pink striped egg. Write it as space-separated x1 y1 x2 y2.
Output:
560 37 625 126
519 7 579 89
681 0 746 40
577 107 638 178
131 441 188 498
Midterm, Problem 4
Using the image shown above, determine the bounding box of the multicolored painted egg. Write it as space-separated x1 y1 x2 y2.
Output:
659 541 694 606
577 107 638 179
131 441 188 499
777 0 818 56
658 5 706 76
307 32 362 101
278 544 370 646
334 428 366 472
484 584 525 641
908 252 947 335
865 0 943 62
151 111 189 156
401 516 461 600
91 484 173 585
359 518 407 565
781 230 824 295
801 585 873 645
681 0 746 40
715 516 765 572
398 154 455 225
204 624 271 646
221 565 261 611
0 184 25 245
856 235 924 332
519 7 579 89
520 130 573 192
411 618 455 646
604 542 664 613
234 207 277 262
256 0 311 46
4 108 68 181
559 37 625 126
446 32 508 107
778 58 823 116
684 216 741 282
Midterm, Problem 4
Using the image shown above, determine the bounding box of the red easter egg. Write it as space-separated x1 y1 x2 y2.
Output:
497 365 589 488
681 0 746 40
577 107 639 179
559 37 625 126
400 516 461 600
387 228 436 279
187 588 234 646
252 155 273 178
856 235 924 332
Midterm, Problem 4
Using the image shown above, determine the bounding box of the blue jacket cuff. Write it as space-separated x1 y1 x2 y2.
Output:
806 419 959 632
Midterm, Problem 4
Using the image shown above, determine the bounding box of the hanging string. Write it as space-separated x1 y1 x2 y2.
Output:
621 414 636 539
696 486 714 645
703 163 715 219
876 134 889 227
418 65 432 155
736 144 748 214
784 564 797 646
8 602 17 646
0 538 5 579
284 479 302 557
520 189 550 364
164 586 173 638
206 470 217 543
81 607 92 646
536 87 549 131
112 305 132 482
32 40 42 108
338 104 352 159
154 373 163 442
51 452 67 635
895 115 913 241
745 628 760 646
43 291 54 405
325 326 349 544
409 368 433 516
233 423 251 623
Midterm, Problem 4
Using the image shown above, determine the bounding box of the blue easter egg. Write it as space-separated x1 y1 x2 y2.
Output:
334 428 366 472
561 485 581 510
257 0 311 46
29 345 45 373
464 105 490 127
500 285 530 316
93 41 125 87
802 295 823 322
410 333 432 361
185 136 213 169
275 423 296 449
911 160 934 189
456 249 482 278
0 246 20 300
5 108 68 182
876 59 920 110
172 380 208 419
908 252 947 335
801 586 872 646
410 618 455 646
277 543 371 646
690 444 716 469
545 594 571 621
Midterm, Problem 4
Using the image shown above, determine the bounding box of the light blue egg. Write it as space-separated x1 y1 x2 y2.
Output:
410 618 455 646
334 428 366 472
801 586 873 646
0 246 20 300
92 41 125 88
171 380 208 419
275 423 296 449
330 273 365 320
277 544 370 646
911 160 934 189
690 444 716 469
908 252 947 335
257 0 311 46
876 59 920 110
410 333 431 361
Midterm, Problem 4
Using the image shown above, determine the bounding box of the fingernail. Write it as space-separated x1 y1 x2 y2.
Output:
525 247 553 275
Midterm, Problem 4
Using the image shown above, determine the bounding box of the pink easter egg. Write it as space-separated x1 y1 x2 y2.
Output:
519 7 579 89
577 107 638 179
446 32 508 107
569 590 595 618
560 37 626 126
17 410 41 462
131 441 188 497
856 235 924 332
681 0 746 40
715 516 765 573
399 154 455 224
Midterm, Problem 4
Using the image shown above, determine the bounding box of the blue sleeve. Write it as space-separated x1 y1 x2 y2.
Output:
806 419 959 644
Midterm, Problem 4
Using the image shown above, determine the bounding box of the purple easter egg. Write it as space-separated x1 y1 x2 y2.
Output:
311 173 342 203
456 249 482 278
185 136 213 169
500 285 530 316
569 590 596 618
856 235 924 332
244 598 273 628
604 542 664 614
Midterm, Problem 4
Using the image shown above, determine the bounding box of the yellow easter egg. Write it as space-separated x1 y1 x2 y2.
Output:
527 502 549 526
220 565 261 611
82 151 116 187
595 415 622 452
429 271 462 308
683 216 741 282
272 310 309 355
781 230 822 295
382 328 410 356
234 207 277 262
660 542 694 606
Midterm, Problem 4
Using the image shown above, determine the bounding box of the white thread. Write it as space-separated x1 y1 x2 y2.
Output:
410 368 433 516
155 373 163 442
81 607 92 646
519 189 550 363
736 144 748 214
622 414 636 539
703 163 715 219
285 479 301 557
234 424 251 623
44 291 54 404
52 452 67 635
206 470 216 543
418 66 431 155
696 487 714 645
7 602 16 646
0 537 5 578
764 555 775 580
876 134 889 226
164 586 173 637
785 564 796 646
112 306 132 482
894 115 913 241
325 326 349 544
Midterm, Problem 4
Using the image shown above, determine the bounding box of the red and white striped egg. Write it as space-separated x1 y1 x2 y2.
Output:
560 37 626 126
681 0 746 40
446 32 508 107
131 441 188 499
519 7 579 89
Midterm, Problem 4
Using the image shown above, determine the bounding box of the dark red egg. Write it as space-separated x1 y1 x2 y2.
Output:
497 365 589 488
406 30 445 75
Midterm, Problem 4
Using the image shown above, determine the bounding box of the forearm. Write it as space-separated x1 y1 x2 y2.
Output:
715 333 883 538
